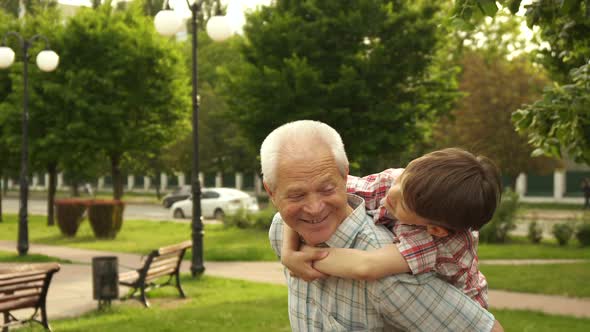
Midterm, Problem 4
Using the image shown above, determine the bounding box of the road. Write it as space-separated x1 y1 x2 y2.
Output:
1 198 185 222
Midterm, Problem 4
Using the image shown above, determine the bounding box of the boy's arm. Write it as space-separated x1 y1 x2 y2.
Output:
303 244 410 281
281 224 328 281
347 168 402 211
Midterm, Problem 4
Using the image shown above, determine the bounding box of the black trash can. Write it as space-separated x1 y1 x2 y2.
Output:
92 256 119 308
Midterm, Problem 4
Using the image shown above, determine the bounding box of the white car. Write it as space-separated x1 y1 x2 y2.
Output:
170 187 259 220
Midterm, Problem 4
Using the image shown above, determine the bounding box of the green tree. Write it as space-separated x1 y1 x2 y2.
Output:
454 0 590 165
434 51 559 187
222 0 455 173
56 2 190 200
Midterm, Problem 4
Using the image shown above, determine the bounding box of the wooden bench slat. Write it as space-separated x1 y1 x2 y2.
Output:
0 281 44 294
157 240 192 256
0 289 41 304
150 256 180 269
0 296 39 312
145 268 176 282
0 263 60 280
0 274 47 288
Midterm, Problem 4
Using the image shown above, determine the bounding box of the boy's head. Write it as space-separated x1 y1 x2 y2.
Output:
385 148 502 236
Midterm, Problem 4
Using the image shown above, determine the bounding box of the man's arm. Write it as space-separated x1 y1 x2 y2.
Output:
371 273 497 331
302 244 410 280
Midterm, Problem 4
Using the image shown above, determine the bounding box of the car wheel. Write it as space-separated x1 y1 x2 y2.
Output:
173 209 185 219
214 209 225 221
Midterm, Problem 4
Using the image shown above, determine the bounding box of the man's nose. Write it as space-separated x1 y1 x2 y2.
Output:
303 196 325 216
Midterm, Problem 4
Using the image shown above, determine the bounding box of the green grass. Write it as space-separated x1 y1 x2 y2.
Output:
482 263 590 298
21 276 290 332
0 250 71 264
491 309 590 332
11 275 590 332
0 214 276 261
479 236 590 260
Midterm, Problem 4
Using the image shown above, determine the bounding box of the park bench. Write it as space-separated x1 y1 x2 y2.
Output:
0 263 60 332
118 240 192 307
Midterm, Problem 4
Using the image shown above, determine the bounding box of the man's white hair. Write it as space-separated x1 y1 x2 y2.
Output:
260 120 349 191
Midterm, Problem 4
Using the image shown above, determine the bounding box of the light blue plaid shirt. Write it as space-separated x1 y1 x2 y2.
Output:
270 194 495 331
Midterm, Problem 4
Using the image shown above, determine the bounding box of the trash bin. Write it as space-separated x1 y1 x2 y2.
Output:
92 256 119 308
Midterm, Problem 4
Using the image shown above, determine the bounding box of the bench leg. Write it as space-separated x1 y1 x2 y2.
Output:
140 287 150 308
175 272 186 298
41 304 52 331
2 312 9 332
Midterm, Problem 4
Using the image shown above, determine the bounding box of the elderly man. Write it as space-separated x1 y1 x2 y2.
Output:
262 120 503 331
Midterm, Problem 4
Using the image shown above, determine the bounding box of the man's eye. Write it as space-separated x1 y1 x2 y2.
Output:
321 187 335 195
288 194 304 200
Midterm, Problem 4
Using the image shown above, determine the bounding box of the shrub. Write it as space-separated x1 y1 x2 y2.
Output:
54 199 88 237
223 207 277 230
528 221 543 244
552 223 574 246
87 200 125 239
576 212 590 247
479 189 519 243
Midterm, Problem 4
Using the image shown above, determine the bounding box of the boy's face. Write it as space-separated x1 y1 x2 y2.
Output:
384 174 431 227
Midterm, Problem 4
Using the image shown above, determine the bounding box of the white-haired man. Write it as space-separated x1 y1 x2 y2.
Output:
262 120 503 331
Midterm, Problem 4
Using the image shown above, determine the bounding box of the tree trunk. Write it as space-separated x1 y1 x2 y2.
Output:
71 181 80 197
111 154 124 200
2 177 7 195
47 163 57 226
0 174 3 223
154 172 161 200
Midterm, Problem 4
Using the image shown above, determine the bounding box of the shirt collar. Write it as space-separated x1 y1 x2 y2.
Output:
324 194 370 249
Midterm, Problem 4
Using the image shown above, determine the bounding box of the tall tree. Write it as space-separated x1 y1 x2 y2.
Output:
56 2 190 200
222 0 455 173
434 51 558 187
454 0 590 165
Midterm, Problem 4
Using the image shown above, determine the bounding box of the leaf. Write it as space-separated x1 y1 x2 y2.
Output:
560 0 577 14
531 148 546 157
508 0 522 14
477 0 499 17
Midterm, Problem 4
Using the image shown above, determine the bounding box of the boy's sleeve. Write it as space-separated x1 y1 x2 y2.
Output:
346 168 404 212
394 224 438 275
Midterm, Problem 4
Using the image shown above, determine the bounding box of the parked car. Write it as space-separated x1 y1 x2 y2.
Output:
170 187 259 220
162 185 191 208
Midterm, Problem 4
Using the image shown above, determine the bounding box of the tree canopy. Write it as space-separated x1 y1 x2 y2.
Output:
222 0 457 173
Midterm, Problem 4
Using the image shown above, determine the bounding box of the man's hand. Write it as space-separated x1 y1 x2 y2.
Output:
282 247 329 282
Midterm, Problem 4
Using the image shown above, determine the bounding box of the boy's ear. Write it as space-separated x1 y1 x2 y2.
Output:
426 225 449 238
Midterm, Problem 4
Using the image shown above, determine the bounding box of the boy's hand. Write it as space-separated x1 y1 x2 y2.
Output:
282 247 329 282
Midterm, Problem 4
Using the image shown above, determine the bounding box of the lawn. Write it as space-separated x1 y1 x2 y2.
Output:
0 214 276 261
478 236 590 260
0 250 71 264
13 275 590 332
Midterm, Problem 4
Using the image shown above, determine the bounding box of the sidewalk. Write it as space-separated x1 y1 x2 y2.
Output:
1 240 590 320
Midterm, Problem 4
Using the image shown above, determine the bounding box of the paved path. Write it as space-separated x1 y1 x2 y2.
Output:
1 241 590 321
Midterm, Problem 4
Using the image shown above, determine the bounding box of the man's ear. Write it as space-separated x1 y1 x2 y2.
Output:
426 225 449 238
263 182 276 206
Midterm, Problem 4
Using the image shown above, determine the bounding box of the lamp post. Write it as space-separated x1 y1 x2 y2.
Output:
0 32 59 256
155 1 231 276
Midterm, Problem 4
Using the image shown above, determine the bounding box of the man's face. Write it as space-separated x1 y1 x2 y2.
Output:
269 148 350 245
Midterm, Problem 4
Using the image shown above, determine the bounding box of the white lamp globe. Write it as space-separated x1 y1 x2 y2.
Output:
206 16 232 41
0 46 15 69
155 10 183 37
36 50 59 72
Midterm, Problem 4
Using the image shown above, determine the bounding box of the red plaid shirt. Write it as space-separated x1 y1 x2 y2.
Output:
347 168 488 308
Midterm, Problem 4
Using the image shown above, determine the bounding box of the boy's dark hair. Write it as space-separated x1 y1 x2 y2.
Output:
400 148 502 231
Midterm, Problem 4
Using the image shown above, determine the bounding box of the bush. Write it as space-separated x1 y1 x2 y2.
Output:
87 200 125 239
552 223 574 246
528 221 543 244
54 199 88 237
575 212 590 245
576 222 590 247
223 207 277 230
479 189 519 243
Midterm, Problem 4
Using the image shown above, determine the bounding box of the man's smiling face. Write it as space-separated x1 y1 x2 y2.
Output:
270 146 349 246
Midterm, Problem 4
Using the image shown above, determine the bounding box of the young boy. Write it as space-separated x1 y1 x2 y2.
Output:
281 148 502 308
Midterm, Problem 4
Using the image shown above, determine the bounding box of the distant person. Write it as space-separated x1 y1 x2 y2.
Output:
582 178 590 209
85 182 94 197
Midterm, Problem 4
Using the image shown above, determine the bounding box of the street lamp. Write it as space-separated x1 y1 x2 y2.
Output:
155 1 231 276
0 32 59 255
